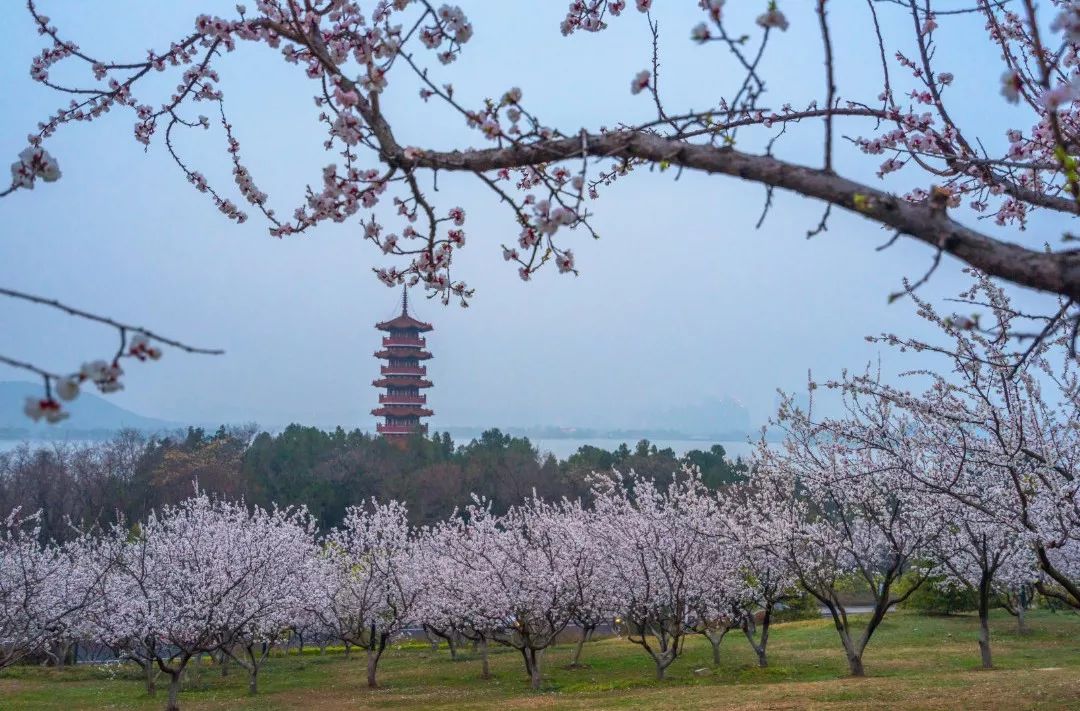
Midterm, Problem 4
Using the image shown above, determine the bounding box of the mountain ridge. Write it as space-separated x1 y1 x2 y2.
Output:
0 381 183 438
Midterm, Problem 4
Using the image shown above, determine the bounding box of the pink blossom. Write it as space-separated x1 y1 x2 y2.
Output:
756 7 789 32
1000 70 1022 104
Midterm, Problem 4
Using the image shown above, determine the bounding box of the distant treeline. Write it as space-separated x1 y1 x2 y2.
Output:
0 425 748 541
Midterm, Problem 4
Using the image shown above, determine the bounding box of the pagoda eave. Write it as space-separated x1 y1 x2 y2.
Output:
375 314 433 332
371 406 435 418
372 377 433 389
374 348 433 360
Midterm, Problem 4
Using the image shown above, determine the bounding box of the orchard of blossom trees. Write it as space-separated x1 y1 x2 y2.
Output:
3 273 1079 708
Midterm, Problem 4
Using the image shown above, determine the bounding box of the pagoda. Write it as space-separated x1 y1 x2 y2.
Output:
372 287 434 438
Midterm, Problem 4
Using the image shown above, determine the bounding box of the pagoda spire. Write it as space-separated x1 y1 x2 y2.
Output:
402 284 409 316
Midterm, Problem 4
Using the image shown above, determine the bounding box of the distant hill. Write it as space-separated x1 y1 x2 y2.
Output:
0 381 183 439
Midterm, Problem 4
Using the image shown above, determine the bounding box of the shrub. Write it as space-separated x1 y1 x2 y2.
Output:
773 591 821 622
897 575 977 615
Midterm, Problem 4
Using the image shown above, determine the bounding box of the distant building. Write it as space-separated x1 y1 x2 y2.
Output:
372 287 434 438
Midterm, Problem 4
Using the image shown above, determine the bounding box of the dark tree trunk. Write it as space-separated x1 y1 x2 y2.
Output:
244 644 263 694
704 628 729 666
144 660 157 696
570 625 594 667
847 651 865 677
528 649 542 689
166 671 182 711
833 619 865 677
519 646 544 689
366 649 379 688
366 634 387 688
978 572 993 669
743 605 773 667
424 627 439 652
479 637 490 679
1015 587 1029 635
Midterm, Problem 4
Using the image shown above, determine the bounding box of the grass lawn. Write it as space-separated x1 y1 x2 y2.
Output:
3 611 1080 710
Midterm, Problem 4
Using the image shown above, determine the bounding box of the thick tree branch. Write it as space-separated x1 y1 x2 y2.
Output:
395 134 1080 300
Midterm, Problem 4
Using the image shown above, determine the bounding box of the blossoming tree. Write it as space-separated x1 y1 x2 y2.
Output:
0 511 101 669
312 499 423 688
95 494 318 710
754 389 942 677
848 272 1080 611
590 471 720 680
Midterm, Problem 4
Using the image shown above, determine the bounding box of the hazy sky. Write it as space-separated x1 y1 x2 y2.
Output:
0 2 1062 431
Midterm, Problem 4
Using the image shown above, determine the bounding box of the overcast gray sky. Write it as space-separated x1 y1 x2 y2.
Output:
0 2 1061 431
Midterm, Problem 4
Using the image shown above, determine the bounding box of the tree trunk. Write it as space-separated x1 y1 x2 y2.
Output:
479 637 490 680
704 628 729 667
366 646 383 688
743 605 773 668
447 633 457 660
978 573 993 669
166 671 182 711
570 625 593 667
836 626 865 677
185 655 201 687
219 649 229 676
519 647 532 682
528 649 542 690
344 641 352 659
1014 587 1029 635
424 627 441 652
244 644 262 694
144 660 157 696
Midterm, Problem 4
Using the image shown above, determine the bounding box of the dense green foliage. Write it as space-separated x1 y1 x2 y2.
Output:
771 592 821 623
0 427 748 536
898 575 979 616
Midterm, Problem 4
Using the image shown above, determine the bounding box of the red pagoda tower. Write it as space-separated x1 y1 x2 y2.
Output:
372 287 434 438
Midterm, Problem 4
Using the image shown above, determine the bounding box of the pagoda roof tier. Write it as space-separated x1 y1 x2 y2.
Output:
374 348 433 360
376 314 433 332
372 377 433 388
371 406 435 418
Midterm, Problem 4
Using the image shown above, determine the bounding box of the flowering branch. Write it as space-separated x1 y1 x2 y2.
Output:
0 287 223 423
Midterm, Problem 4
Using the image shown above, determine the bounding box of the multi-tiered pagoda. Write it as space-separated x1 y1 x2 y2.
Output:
372 288 434 438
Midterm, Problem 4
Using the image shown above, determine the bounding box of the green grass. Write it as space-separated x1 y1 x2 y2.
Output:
3 611 1080 710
